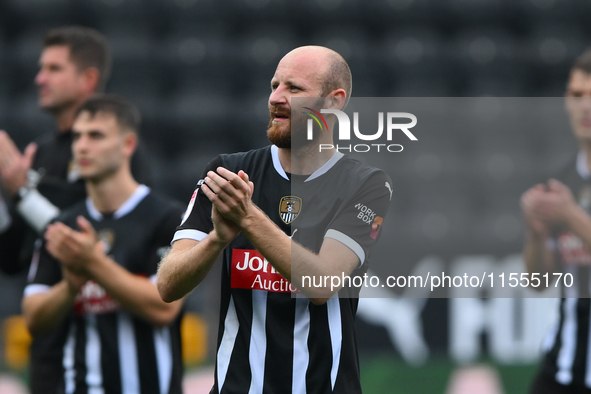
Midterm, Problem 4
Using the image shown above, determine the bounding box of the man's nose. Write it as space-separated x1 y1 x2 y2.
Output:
269 86 287 106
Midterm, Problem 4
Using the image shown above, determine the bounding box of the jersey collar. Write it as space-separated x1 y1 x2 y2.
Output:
270 145 344 182
271 145 289 181
86 184 150 221
577 150 591 180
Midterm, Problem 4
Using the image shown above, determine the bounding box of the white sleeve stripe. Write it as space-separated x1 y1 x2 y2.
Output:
24 284 51 297
149 274 157 284
324 229 366 267
172 229 208 243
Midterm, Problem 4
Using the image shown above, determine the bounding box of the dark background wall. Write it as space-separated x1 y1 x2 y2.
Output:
1 0 590 201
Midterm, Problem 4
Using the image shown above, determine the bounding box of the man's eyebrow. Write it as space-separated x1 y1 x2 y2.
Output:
284 79 305 88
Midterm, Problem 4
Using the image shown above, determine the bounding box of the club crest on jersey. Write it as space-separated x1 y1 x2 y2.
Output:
98 229 115 255
279 196 302 224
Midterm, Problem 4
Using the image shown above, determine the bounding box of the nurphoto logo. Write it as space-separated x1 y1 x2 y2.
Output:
305 109 418 153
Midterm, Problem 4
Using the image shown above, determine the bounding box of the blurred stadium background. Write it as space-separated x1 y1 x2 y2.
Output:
1 0 591 392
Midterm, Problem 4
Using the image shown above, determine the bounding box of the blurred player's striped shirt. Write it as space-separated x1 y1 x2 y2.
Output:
541 154 591 388
25 187 184 394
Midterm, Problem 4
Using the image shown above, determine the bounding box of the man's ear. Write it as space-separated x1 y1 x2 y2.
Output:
82 67 100 94
327 89 347 110
122 131 138 157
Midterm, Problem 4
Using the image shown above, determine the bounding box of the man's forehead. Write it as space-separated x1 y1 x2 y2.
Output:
74 111 117 127
40 45 71 61
568 70 591 88
281 49 328 70
273 54 326 83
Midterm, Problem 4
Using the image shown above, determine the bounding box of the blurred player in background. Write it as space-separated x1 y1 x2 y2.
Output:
0 25 151 275
522 48 591 394
0 26 152 394
157 45 391 393
22 95 184 394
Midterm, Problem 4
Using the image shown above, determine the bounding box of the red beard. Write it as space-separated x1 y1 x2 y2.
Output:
267 104 291 148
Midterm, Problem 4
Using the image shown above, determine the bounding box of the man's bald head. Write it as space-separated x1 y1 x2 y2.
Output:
267 46 352 149
282 46 352 106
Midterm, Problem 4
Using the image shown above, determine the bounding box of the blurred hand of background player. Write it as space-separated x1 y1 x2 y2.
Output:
44 216 103 273
521 179 581 230
521 184 551 236
61 266 89 295
0 130 37 196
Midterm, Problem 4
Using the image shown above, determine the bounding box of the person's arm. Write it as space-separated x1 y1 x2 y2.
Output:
157 156 247 302
532 179 591 249
523 231 554 276
22 271 85 336
0 130 35 197
158 174 247 302
559 203 591 251
157 235 229 303
521 184 555 280
84 251 183 326
235 204 359 304
518 178 591 290
45 216 183 326
22 237 87 335
0 131 60 234
157 206 356 304
203 167 389 304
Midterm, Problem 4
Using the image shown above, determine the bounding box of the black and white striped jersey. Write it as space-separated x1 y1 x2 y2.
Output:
175 145 392 394
540 151 591 389
25 186 184 394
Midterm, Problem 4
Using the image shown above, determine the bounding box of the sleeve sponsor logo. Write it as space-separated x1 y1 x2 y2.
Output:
371 216 384 239
355 203 377 224
180 189 198 225
231 249 298 293
558 231 591 265
355 203 384 239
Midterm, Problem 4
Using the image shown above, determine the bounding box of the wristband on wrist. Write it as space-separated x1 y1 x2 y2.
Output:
14 185 30 204
15 169 59 233
17 188 60 233
13 169 43 204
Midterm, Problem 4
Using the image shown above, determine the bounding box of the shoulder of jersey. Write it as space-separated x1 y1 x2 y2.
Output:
219 146 272 170
57 200 88 223
138 190 185 216
338 155 390 180
33 132 59 147
552 153 578 180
